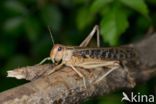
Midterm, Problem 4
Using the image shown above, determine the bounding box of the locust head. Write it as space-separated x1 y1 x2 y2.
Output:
50 44 65 63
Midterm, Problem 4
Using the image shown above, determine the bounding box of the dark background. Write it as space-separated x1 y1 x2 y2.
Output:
0 0 156 104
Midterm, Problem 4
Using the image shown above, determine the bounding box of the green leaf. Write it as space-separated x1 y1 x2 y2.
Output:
99 5 111 16
41 5 62 32
4 1 28 15
120 0 149 17
24 17 41 42
76 7 94 30
3 17 24 34
90 0 113 13
100 7 129 46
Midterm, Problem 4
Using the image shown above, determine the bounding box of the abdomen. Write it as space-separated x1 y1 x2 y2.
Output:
73 47 138 61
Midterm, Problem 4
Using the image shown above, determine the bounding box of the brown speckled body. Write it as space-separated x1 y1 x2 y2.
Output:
72 47 138 62
59 46 140 69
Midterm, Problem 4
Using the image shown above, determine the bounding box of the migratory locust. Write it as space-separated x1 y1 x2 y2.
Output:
39 25 139 88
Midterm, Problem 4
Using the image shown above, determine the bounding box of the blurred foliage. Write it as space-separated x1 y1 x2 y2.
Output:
0 0 156 104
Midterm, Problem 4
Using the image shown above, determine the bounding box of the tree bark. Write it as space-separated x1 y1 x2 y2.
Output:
0 34 156 104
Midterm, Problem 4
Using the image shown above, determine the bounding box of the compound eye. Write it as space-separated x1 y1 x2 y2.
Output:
58 47 62 51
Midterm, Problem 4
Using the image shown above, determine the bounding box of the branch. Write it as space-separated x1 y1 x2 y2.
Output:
0 34 156 104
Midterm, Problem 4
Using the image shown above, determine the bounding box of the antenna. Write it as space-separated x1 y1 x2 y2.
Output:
48 26 55 45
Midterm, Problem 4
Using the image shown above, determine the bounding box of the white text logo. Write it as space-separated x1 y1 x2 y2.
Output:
121 92 155 103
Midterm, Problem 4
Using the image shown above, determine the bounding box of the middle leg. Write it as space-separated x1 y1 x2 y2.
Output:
70 65 87 88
